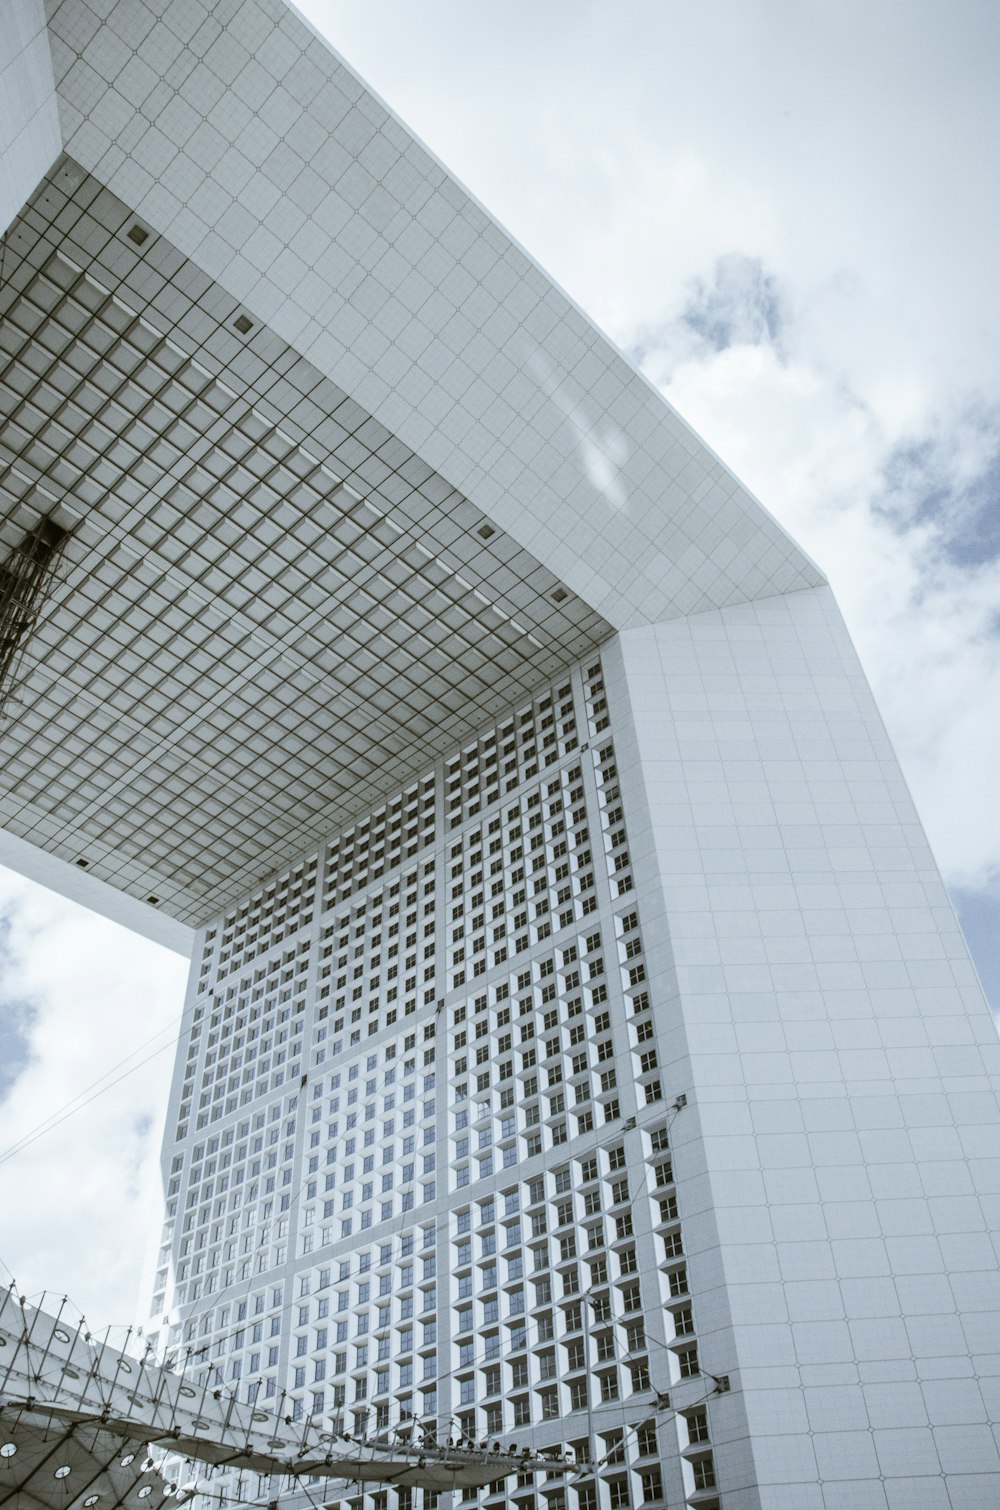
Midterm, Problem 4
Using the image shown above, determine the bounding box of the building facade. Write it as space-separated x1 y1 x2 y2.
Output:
154 596 1000 1510
157 655 723 1509
2 4 1000 1509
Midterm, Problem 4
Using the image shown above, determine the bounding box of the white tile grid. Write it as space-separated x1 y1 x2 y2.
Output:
157 660 702 1510
594 638 762 1504
603 586 1000 1508
0 0 61 236
0 161 612 924
0 824 190 951
46 0 823 635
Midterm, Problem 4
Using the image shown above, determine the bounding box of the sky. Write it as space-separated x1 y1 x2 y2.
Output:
1 0 998 1329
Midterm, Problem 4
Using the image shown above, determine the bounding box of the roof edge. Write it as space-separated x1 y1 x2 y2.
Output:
0 826 193 955
282 0 826 589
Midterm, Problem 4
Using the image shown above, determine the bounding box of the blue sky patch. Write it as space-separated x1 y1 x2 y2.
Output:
0 918 36 1101
880 430 1000 568
953 886 1000 1017
681 253 785 353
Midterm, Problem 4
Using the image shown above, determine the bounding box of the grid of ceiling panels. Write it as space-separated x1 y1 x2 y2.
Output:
0 159 612 926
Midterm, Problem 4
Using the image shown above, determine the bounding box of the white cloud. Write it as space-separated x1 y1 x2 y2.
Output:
0 871 186 1324
646 329 1000 891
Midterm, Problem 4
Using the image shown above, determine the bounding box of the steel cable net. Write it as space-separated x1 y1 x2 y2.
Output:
0 1286 577 1508
0 515 69 716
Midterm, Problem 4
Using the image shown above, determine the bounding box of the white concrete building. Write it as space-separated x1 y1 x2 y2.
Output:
1 4 999 1508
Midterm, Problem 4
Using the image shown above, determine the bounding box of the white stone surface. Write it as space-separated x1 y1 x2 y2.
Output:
43 0 823 631
0 0 61 234
605 587 1000 1508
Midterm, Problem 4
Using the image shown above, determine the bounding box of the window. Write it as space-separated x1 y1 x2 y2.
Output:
672 1304 694 1336
638 1468 663 1505
686 1407 710 1445
692 1456 716 1491
635 1421 657 1457
676 1343 699 1378
592 1286 616 1322
666 1264 688 1297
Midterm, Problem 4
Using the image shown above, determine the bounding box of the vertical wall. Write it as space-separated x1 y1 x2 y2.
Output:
153 665 745 1510
604 585 1000 1510
0 0 60 235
